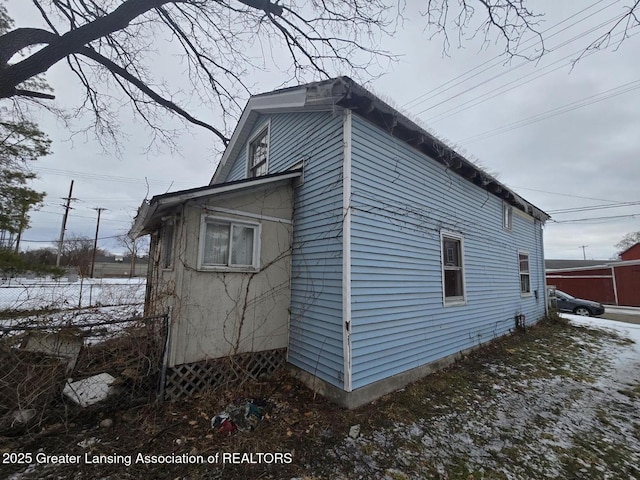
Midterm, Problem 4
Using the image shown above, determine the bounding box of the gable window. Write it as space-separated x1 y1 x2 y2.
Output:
519 251 531 295
199 216 260 270
161 221 175 269
441 232 466 305
503 204 513 230
247 126 269 178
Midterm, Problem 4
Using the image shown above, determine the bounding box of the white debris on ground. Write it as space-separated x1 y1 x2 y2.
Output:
326 314 640 480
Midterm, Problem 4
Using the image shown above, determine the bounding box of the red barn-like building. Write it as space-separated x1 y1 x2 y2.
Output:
620 242 640 261
546 259 640 307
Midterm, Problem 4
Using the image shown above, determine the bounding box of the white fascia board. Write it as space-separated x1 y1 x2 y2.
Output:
133 171 301 237
128 201 153 239
210 87 308 184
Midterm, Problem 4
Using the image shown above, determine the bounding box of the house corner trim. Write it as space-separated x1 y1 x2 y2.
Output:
342 109 353 392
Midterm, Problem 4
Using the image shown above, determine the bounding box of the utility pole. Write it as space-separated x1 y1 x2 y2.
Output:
129 240 136 278
579 245 588 260
56 180 77 267
90 207 107 278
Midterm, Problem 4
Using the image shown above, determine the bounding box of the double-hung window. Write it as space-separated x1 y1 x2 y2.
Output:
441 232 466 305
519 251 531 295
247 126 269 178
199 216 259 270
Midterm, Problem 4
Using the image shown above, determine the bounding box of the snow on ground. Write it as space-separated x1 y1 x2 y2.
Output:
326 316 640 479
1 278 147 342
0 277 145 312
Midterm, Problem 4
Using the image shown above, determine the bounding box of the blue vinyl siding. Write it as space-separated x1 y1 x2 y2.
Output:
224 117 265 181
288 112 345 387
223 110 346 387
224 112 343 182
349 114 546 390
222 111 345 386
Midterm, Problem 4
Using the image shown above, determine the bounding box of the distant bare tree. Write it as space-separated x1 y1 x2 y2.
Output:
615 231 640 257
117 231 149 278
61 234 110 276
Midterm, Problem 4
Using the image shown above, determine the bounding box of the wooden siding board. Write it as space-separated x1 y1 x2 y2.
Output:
349 114 546 390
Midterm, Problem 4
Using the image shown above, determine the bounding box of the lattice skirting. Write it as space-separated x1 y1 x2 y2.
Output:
163 348 286 401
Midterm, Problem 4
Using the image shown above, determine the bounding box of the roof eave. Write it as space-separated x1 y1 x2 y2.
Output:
209 76 550 222
129 170 303 238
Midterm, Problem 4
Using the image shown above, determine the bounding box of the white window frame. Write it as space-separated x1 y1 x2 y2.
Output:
198 215 261 272
503 203 513 231
518 250 531 296
246 121 270 179
440 231 467 306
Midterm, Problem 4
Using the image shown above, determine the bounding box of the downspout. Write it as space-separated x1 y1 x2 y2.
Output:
342 109 353 393
539 220 549 317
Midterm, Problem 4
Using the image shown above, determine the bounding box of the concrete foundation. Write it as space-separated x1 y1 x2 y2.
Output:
289 343 482 409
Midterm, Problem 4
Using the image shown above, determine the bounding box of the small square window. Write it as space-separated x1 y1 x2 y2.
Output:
248 127 269 178
200 217 259 270
503 204 513 230
519 252 531 295
441 233 465 304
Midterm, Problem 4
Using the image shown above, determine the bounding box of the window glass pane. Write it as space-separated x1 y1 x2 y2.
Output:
519 253 529 273
231 225 254 266
162 223 174 268
249 129 268 177
254 162 268 176
520 274 531 293
444 269 463 298
203 223 229 265
443 238 460 267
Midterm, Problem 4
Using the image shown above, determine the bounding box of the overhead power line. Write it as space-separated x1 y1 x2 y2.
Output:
20 234 127 244
402 0 618 111
510 186 627 203
35 209 132 223
457 78 640 144
548 200 640 214
32 166 195 188
425 28 640 124
413 7 628 117
549 213 639 224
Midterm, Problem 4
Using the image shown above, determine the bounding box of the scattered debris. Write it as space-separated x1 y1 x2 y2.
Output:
21 331 83 373
210 399 266 435
63 373 116 407
11 409 37 426
99 418 113 428
349 424 361 439
77 437 100 449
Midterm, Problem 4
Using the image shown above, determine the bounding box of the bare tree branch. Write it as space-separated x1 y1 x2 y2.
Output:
0 0 637 153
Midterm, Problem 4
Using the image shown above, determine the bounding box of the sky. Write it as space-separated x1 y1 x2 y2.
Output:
4 0 640 260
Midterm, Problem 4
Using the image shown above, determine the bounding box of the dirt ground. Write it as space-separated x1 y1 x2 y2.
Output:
2 316 639 480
